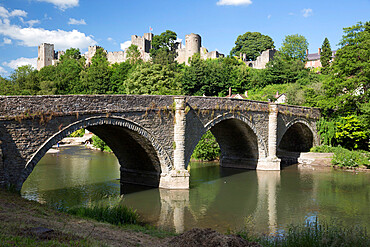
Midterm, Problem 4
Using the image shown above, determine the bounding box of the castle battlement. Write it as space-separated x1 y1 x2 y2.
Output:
37 32 223 70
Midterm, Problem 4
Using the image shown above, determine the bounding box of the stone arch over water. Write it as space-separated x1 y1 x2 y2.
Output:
16 116 172 191
278 118 318 152
193 114 268 169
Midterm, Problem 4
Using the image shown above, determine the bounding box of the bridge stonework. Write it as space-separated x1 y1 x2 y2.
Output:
0 95 320 190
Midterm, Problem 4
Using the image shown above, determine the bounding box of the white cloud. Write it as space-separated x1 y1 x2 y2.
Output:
19 17 41 27
267 14 271 19
0 19 97 50
302 8 313 18
36 0 79 10
0 6 27 18
2 57 37 70
3 37 12 44
0 66 7 75
217 0 252 6
120 40 131 51
107 37 113 41
68 18 86 25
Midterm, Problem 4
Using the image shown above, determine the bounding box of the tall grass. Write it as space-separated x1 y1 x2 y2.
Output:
235 218 369 247
67 204 139 226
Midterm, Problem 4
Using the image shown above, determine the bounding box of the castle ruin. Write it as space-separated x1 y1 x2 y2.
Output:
37 32 223 70
242 49 276 69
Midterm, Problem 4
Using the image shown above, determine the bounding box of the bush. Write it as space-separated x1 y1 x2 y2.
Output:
191 131 220 161
91 135 112 152
69 128 85 137
310 145 370 168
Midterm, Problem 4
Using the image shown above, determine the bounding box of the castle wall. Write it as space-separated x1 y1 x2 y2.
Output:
107 51 126 64
37 43 55 70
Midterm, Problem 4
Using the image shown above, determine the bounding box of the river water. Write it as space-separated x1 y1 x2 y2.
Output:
21 146 370 234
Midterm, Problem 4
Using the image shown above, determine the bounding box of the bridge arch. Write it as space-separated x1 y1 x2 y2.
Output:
16 116 172 191
189 113 268 169
278 118 318 152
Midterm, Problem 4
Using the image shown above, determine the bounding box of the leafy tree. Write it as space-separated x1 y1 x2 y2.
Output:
150 30 178 65
230 32 275 61
110 61 133 93
321 21 370 117
320 38 332 74
279 34 309 62
0 76 14 95
264 52 308 84
37 65 57 94
126 44 141 64
54 48 85 94
80 47 112 94
10 65 39 95
123 63 181 95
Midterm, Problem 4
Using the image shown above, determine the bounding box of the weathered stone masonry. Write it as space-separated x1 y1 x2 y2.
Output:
0 95 320 190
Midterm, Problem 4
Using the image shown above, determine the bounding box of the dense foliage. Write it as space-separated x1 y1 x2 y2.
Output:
230 32 275 61
191 131 220 161
320 37 332 74
1 23 369 162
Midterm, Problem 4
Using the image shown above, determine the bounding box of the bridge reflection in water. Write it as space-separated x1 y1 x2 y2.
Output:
21 147 370 234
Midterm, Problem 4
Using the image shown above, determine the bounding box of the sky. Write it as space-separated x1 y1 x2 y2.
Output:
0 0 369 76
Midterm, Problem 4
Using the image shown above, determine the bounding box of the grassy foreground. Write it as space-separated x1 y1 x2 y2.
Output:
0 188 169 246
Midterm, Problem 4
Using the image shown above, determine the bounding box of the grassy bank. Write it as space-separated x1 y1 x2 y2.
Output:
235 218 369 247
0 188 167 246
311 145 370 169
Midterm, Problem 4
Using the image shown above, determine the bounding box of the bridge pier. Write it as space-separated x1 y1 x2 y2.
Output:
159 97 189 189
257 103 281 170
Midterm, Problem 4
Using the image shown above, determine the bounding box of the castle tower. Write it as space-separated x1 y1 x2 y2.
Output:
185 33 201 61
37 43 55 70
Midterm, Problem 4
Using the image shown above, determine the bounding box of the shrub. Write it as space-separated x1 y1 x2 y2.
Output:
310 145 370 168
91 135 112 152
69 128 85 137
191 131 220 161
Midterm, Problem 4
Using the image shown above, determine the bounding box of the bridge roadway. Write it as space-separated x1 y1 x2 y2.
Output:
0 95 320 190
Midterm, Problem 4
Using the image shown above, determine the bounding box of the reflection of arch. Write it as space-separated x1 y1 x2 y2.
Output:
193 113 268 169
16 116 172 190
278 118 318 152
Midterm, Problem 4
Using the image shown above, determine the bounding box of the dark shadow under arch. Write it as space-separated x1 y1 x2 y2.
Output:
189 114 267 170
277 121 314 166
17 116 172 191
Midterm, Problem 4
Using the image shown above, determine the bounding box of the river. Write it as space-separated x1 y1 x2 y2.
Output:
21 146 370 234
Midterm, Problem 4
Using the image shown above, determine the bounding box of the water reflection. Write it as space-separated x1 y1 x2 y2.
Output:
21 146 370 233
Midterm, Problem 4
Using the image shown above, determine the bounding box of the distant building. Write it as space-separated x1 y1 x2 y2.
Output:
241 49 276 69
305 48 337 69
37 33 223 70
274 92 287 104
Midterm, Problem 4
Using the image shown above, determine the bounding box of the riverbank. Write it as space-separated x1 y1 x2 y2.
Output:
0 188 258 246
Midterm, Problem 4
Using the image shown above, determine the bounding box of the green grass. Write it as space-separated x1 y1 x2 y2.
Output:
66 204 139 226
235 219 369 247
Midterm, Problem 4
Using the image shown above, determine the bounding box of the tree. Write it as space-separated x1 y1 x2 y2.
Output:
230 32 275 61
264 52 308 84
321 21 370 116
123 63 181 95
10 65 39 95
150 30 178 65
320 38 332 74
110 61 133 94
279 34 309 62
80 47 112 94
126 45 141 64
54 48 85 94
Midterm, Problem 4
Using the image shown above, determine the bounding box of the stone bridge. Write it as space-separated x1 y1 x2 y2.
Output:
0 95 320 191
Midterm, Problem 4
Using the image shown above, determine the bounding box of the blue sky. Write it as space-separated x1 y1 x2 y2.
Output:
0 0 369 76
